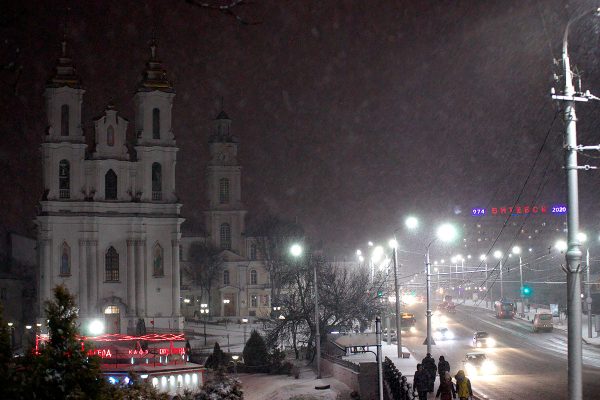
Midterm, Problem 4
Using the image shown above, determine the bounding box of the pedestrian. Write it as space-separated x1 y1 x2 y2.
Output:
454 370 473 400
413 364 429 400
422 352 437 393
436 371 456 400
438 355 450 380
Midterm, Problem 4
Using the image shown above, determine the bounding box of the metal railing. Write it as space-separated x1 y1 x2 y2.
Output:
59 189 70 199
152 191 162 201
383 356 415 400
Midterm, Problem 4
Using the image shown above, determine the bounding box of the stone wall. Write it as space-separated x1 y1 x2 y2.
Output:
321 357 380 400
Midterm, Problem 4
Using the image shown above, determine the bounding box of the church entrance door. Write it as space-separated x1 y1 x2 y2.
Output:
223 294 236 317
104 305 121 333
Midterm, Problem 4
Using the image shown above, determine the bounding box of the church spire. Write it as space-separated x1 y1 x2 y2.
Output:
47 32 81 88
138 37 174 92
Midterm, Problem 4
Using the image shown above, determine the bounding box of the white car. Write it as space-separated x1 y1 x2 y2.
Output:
463 352 498 376
434 327 454 340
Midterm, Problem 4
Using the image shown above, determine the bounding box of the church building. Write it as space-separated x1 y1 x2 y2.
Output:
35 39 183 334
180 111 272 319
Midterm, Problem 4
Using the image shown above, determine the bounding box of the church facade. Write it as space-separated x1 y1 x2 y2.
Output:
35 40 183 334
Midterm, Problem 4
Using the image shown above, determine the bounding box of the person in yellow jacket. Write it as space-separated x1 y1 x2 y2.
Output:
454 370 473 400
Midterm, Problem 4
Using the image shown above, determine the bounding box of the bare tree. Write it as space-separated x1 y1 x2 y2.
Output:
184 241 225 310
252 214 304 312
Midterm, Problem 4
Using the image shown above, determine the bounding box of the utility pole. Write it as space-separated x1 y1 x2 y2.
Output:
518 255 524 315
499 260 504 299
424 247 435 354
550 11 600 398
587 249 593 339
392 246 402 358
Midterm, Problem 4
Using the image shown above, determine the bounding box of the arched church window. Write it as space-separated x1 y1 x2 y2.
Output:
107 126 114 146
250 270 257 285
60 242 71 276
220 223 231 250
152 163 162 201
61 104 69 136
105 246 119 281
153 243 164 277
223 270 230 285
219 178 229 204
152 108 160 139
59 160 70 199
105 169 117 200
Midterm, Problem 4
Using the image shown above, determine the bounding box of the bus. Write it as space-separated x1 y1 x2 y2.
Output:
495 300 516 319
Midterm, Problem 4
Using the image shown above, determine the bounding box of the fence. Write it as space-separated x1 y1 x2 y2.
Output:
321 352 360 372
383 356 415 400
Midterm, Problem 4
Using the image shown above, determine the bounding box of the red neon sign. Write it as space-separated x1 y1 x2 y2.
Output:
490 205 547 215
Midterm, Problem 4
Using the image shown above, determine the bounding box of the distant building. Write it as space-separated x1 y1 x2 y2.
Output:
180 112 271 319
35 39 183 333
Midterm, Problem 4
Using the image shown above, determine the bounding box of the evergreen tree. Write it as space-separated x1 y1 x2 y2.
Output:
0 303 14 397
194 369 243 400
18 285 108 399
242 329 269 371
205 341 226 370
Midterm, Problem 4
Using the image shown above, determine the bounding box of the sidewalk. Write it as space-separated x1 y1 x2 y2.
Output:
460 298 600 346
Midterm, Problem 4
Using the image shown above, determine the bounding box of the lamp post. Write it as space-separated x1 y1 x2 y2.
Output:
553 9 600 399
7 322 14 351
232 355 239 375
241 318 248 346
200 304 209 345
512 246 524 315
389 238 402 358
290 243 321 379
408 221 458 354
480 254 490 308
577 232 592 339
493 250 503 299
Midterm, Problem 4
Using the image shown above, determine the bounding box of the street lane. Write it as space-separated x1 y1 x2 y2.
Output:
399 302 600 399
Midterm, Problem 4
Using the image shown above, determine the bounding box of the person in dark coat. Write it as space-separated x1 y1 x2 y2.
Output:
438 355 450 380
422 353 437 392
413 364 430 400
436 372 456 400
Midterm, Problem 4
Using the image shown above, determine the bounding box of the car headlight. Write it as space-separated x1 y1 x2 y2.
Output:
487 338 496 347
465 363 477 376
446 331 454 339
476 341 482 347
410 326 417 333
482 360 497 374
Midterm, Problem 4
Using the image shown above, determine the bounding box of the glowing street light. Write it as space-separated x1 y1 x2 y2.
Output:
290 243 303 258
88 319 105 336
555 240 568 252
405 216 419 230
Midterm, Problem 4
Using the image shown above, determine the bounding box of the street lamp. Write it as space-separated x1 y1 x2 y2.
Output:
88 319 105 337
200 304 209 345
512 246 524 315
290 243 321 379
554 9 600 399
7 322 14 350
480 254 491 308
493 250 504 299
231 355 239 375
388 238 402 358
241 318 248 346
409 220 458 354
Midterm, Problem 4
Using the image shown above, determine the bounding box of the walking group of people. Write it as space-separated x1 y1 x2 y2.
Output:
413 353 473 400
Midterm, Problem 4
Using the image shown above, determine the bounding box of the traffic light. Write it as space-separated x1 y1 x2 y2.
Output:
377 290 384 298
521 285 533 298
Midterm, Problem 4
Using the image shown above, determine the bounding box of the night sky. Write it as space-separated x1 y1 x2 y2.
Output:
2 0 600 262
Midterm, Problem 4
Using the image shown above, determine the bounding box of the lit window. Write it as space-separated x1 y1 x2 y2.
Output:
61 104 69 136
219 178 229 204
105 246 119 281
59 160 70 199
60 242 71 276
105 169 117 200
152 108 160 139
104 305 120 314
220 223 231 250
223 270 230 285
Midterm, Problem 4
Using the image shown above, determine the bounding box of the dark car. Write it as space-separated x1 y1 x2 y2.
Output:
472 331 497 348
463 352 497 376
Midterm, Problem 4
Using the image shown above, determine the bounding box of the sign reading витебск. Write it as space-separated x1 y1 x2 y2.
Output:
471 205 567 217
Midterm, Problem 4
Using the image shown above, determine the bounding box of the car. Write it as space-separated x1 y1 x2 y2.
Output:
434 327 454 340
532 313 553 333
463 352 498 376
472 331 497 348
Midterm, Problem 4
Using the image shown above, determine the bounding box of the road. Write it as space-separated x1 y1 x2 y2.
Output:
399 302 600 399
